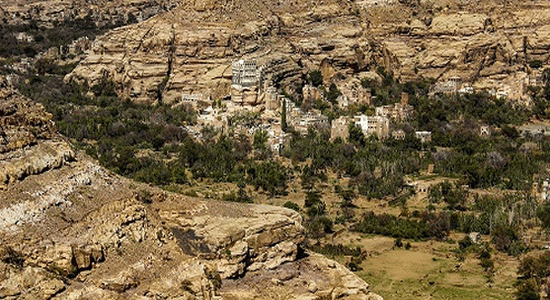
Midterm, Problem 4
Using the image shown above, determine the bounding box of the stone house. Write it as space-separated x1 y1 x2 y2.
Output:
374 92 414 122
331 116 350 141
338 79 372 106
178 93 210 109
231 59 263 105
392 129 406 140
293 113 329 135
302 84 323 102
353 115 390 139
415 131 432 143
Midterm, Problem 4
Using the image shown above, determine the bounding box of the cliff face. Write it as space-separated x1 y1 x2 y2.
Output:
62 0 550 104
0 76 382 299
66 0 380 104
371 2 550 96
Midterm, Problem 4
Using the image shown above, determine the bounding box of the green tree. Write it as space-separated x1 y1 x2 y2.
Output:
537 199 550 232
281 98 288 132
283 201 300 212
309 70 323 87
348 123 365 146
516 279 540 300
326 83 341 104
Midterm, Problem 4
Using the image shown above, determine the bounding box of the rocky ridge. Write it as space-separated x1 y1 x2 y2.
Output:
62 0 550 104
67 0 381 104
0 76 381 299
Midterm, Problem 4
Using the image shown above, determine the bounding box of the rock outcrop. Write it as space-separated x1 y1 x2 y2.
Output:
0 77 74 190
0 77 381 299
60 0 550 105
67 0 381 104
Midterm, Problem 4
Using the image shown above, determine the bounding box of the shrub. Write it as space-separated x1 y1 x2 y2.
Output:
394 238 403 248
308 70 323 87
354 211 450 240
492 224 526 256
480 257 494 272
347 256 364 271
516 279 540 300
283 201 300 212
458 236 473 251
136 189 153 204
0 247 24 268
530 60 543 69
307 216 334 238
308 243 362 257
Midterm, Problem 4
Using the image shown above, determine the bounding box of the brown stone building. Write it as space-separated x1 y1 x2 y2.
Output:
331 116 350 141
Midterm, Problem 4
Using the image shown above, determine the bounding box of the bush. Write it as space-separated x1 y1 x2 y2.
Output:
537 199 550 232
480 257 494 272
516 279 540 300
0 247 24 268
307 216 334 238
283 201 300 212
135 189 153 204
530 60 543 69
458 236 473 251
354 211 450 240
394 238 403 248
308 243 362 257
518 251 550 279
492 224 526 256
308 70 323 87
347 256 363 271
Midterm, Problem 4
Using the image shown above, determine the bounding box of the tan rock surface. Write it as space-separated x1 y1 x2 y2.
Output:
0 77 382 299
59 0 550 106
66 0 380 104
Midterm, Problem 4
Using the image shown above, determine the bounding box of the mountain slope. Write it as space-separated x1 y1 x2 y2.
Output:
0 76 382 300
66 0 550 105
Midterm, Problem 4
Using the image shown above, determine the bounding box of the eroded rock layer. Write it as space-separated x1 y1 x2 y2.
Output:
64 0 550 105
0 77 381 300
67 0 381 104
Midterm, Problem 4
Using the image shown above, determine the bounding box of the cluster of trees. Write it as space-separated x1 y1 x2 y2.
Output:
428 181 467 210
361 67 432 107
284 127 423 200
17 75 290 195
303 190 333 238
307 242 365 271
350 192 535 257
516 251 550 300
354 211 451 240
0 12 140 60
291 66 545 195
456 236 495 275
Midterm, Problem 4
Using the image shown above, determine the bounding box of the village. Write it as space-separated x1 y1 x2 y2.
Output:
177 59 436 155
172 58 550 208
176 58 549 152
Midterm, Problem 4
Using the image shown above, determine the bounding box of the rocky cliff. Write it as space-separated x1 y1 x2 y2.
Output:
62 0 550 104
67 0 380 104
368 0 550 97
0 76 381 299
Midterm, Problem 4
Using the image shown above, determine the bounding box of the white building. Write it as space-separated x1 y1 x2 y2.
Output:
353 115 390 139
231 60 261 88
231 59 263 105
415 131 432 143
